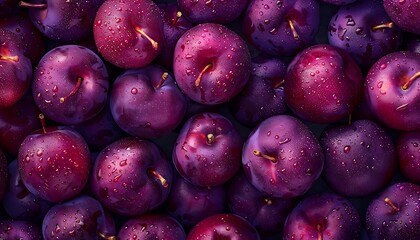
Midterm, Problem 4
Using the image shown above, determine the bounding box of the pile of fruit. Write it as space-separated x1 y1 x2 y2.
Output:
0 0 419 239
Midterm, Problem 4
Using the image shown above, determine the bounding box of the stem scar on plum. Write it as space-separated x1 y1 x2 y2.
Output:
253 150 277 163
401 71 420 90
195 63 213 87
18 1 47 9
60 76 83 103
134 26 159 50
384 197 400 212
147 169 169 188
206 133 215 144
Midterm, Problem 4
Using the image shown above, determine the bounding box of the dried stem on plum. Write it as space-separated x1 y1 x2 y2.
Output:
371 22 394 31
148 169 169 188
60 77 83 103
135 26 159 50
253 150 277 163
384 197 400 212
401 71 420 90
316 223 323 240
0 55 19 62
19 1 47 8
287 19 300 40
39 113 47 134
195 63 212 87
154 72 169 88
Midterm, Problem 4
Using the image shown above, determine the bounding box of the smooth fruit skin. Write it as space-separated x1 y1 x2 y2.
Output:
242 115 324 198
320 120 397 197
365 51 420 131
93 0 164 69
397 130 420 184
383 0 420 35
320 0 357 5
284 44 363 123
187 214 261 240
118 214 186 240
0 220 42 240
91 137 173 216
366 182 420 240
18 127 91 203
283 193 361 240
173 23 251 105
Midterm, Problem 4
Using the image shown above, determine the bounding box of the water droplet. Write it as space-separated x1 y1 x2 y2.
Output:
131 88 138 95
377 81 383 88
344 145 351 153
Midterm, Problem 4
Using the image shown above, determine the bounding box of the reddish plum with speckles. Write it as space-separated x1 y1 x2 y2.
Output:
173 23 251 105
91 137 173 216
365 51 420 130
242 115 324 198
173 112 243 187
243 0 319 56
397 130 420 184
320 120 397 197
383 0 420 35
284 44 364 123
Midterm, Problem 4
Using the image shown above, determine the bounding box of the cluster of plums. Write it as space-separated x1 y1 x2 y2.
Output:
0 0 420 239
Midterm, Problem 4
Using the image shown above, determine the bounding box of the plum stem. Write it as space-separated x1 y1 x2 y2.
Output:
134 26 158 50
39 113 47 134
171 11 183 25
19 1 47 8
0 55 19 62
148 169 168 188
316 224 323 240
263 197 273 205
207 133 215 144
384 197 400 212
348 113 352 125
371 22 394 31
253 150 277 163
60 76 83 103
154 72 169 88
195 63 212 87
273 79 284 89
98 232 116 240
402 71 420 90
287 19 300 40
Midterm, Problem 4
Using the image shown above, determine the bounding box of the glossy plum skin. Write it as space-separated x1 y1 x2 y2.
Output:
283 193 361 240
165 174 226 227
32 45 109 125
187 214 261 240
0 220 42 240
284 44 364 123
383 0 420 35
0 29 32 109
0 95 41 155
177 0 248 24
328 0 402 68
110 65 187 139
2 160 52 222
365 51 420 131
242 115 324 198
230 56 288 127
93 0 164 69
173 23 251 105
0 149 6 201
91 137 173 216
243 0 319 56
173 112 243 187
397 130 420 184
320 120 397 197
42 196 116 240
320 0 357 5
366 182 420 240
22 0 103 41
118 214 186 240
227 172 297 236
18 127 91 203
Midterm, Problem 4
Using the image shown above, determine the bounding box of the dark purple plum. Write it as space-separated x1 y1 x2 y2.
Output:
173 112 243 187
91 137 172 216
242 115 324 198
187 214 261 240
110 65 187 139
165 173 226 227
118 214 186 240
328 0 403 68
32 45 109 125
173 23 251 105
320 119 397 197
284 44 364 123
320 0 357 5
19 0 104 41
365 51 420 130
0 29 32 109
18 119 91 203
227 172 297 236
229 55 288 127
93 0 164 69
366 182 420 240
0 12 45 64
243 0 319 56
0 220 42 240
0 148 6 201
0 95 41 155
383 0 420 35
2 160 52 222
156 3 193 69
397 130 420 184
42 195 116 240
283 193 361 240
177 0 248 24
